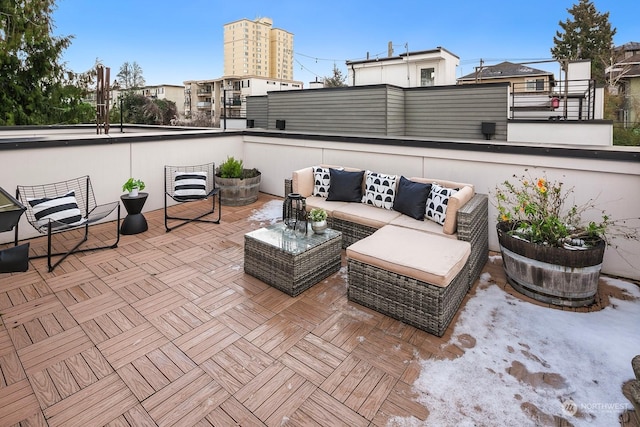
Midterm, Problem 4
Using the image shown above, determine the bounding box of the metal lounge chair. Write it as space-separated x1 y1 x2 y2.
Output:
164 162 221 231
15 175 120 272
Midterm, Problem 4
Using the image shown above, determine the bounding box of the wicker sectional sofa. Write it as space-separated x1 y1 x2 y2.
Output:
284 166 488 336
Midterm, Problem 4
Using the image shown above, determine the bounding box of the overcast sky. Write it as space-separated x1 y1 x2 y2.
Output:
52 0 637 87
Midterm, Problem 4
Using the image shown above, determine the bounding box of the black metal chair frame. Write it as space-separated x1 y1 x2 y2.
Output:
164 162 221 232
15 175 120 272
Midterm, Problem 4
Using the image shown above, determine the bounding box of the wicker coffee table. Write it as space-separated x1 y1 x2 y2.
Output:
244 223 342 296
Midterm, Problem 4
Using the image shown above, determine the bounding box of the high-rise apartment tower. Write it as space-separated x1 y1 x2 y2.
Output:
223 17 294 80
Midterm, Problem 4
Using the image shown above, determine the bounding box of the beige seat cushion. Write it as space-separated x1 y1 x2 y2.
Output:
333 203 402 229
304 196 349 217
346 225 470 287
389 215 457 239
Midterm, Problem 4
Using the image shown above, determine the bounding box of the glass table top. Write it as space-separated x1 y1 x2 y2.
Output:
245 222 341 256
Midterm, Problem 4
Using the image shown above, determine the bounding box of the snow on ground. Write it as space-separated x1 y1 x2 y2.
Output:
402 274 640 426
248 200 282 225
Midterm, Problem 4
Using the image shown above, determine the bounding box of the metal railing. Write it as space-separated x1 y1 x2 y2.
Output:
510 79 596 121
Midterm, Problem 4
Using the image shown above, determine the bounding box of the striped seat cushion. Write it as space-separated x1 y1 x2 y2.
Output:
28 191 86 229
174 172 207 200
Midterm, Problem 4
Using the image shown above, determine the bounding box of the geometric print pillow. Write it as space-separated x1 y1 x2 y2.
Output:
28 191 86 229
362 170 397 210
174 171 207 200
426 183 458 225
312 166 331 197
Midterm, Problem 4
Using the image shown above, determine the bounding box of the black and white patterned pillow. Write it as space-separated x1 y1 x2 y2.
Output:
28 191 85 228
174 172 207 200
362 171 397 210
426 183 458 225
313 166 331 197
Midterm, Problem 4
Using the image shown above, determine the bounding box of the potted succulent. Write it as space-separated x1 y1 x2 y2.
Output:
493 169 637 307
215 156 261 206
308 208 328 234
122 178 145 197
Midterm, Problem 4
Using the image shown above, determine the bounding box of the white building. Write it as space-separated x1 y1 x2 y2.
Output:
346 47 459 87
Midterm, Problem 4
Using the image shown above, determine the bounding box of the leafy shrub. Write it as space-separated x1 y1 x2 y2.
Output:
218 156 244 178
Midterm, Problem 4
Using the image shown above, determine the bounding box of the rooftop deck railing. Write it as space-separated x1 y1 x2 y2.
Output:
510 79 597 121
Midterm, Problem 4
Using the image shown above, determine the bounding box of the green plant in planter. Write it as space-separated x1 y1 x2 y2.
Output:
493 169 638 248
308 208 327 222
218 156 244 178
122 178 145 193
217 156 260 179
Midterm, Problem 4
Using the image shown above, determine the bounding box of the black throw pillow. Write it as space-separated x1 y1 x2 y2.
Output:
327 169 364 202
393 176 432 220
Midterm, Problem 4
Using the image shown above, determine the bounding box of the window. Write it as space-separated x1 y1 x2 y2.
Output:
526 79 545 91
420 68 435 86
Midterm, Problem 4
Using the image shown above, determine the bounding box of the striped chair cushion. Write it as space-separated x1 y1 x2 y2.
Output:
174 172 207 200
28 191 85 228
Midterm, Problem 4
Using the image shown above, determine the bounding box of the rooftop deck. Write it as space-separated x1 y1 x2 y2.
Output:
0 194 636 426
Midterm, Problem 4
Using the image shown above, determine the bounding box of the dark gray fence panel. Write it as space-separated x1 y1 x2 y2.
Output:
266 86 389 135
246 96 268 128
405 84 508 140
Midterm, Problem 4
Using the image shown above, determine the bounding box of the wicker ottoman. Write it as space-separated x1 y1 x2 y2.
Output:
346 225 471 336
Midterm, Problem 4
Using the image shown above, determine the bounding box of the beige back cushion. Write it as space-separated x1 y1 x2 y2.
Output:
409 177 475 235
292 167 313 197
443 186 474 234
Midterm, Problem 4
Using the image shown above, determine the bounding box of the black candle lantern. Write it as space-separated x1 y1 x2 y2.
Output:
283 193 307 235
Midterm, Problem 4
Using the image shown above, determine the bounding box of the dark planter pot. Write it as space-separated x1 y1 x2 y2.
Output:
497 221 606 307
215 171 261 206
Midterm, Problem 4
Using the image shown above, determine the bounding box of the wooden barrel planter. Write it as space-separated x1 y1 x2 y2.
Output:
215 171 261 206
496 221 605 307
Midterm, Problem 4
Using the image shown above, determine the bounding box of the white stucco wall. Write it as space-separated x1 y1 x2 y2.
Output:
508 121 612 145
1 130 638 280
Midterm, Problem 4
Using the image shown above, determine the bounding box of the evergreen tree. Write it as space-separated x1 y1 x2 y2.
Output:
0 0 73 125
323 64 347 87
550 0 616 84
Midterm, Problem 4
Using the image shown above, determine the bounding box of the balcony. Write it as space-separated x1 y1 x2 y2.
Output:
196 101 212 109
0 127 638 425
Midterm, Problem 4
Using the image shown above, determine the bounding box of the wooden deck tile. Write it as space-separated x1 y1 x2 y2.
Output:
193 285 246 317
18 326 93 375
97 322 169 370
173 318 240 364
205 397 266 426
45 269 98 293
0 378 41 425
0 294 64 328
43 372 138 427
66 291 128 324
131 288 189 319
141 367 229 426
200 338 274 394
0 349 26 386
293 388 369 427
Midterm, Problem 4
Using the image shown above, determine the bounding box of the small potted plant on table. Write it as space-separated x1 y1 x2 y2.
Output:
309 208 328 234
122 178 145 197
